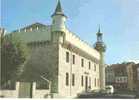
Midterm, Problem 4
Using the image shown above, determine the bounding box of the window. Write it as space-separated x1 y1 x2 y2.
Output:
66 52 69 63
72 74 75 86
89 61 91 69
66 73 69 86
81 58 84 67
94 64 96 71
72 55 75 64
81 75 84 86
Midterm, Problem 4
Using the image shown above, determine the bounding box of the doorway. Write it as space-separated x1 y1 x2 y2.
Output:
85 76 88 91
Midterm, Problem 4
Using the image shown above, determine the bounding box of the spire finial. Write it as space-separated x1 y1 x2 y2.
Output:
52 0 66 17
55 0 62 13
98 25 101 33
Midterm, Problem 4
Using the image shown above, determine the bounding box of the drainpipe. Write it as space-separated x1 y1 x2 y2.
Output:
69 44 72 96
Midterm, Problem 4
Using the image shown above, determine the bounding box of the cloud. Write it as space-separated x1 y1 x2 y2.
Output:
128 59 139 64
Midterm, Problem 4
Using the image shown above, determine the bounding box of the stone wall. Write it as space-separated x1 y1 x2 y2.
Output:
12 25 51 43
0 82 19 98
33 90 50 98
0 90 18 98
20 42 59 93
0 82 50 98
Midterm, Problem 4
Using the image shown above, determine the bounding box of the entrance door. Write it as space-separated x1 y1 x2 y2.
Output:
85 76 88 91
18 82 33 98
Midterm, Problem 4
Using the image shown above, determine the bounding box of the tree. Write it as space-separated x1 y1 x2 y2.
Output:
1 34 29 89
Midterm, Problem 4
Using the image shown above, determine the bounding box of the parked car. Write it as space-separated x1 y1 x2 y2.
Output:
105 85 114 94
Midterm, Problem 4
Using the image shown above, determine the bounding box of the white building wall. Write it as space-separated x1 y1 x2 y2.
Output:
58 45 71 97
51 15 67 32
65 29 100 60
58 44 100 97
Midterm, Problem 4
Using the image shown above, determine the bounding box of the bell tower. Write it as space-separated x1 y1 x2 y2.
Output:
94 27 106 90
51 0 67 43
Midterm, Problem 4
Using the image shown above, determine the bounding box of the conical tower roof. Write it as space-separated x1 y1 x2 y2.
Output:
52 0 66 17
97 26 102 36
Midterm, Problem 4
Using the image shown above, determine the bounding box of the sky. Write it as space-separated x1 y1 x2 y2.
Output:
1 0 139 64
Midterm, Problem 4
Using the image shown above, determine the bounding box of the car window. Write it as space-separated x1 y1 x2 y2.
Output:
106 87 111 89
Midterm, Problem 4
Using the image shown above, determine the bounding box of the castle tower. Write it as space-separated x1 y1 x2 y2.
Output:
94 27 106 90
51 0 67 32
51 0 67 43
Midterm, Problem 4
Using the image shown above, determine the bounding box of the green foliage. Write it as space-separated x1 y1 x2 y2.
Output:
1 34 29 89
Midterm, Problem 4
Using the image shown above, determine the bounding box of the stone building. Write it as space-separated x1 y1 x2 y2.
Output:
105 66 115 85
131 63 139 91
7 0 106 97
106 62 139 91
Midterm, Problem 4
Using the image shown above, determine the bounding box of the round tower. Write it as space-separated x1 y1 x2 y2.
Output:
51 0 67 32
51 0 67 43
94 27 106 90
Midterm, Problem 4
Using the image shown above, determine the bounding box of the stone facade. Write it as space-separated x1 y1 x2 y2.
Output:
21 42 59 93
5 0 105 98
58 43 100 97
16 25 101 97
106 63 139 91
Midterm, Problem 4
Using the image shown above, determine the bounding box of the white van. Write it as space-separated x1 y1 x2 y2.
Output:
105 85 114 94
